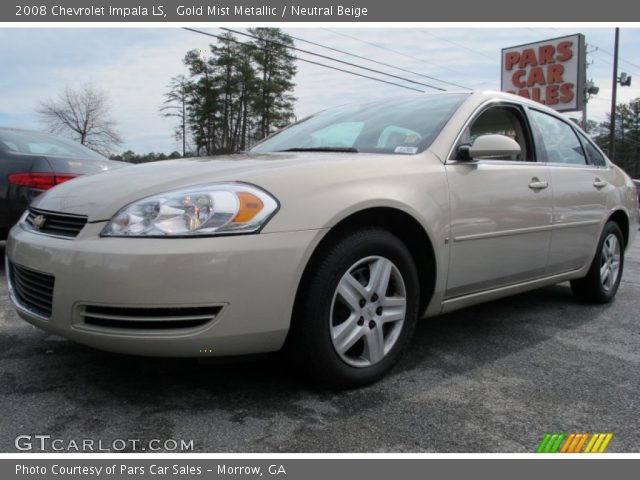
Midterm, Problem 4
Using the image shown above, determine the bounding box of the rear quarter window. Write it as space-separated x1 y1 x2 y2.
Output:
578 132 607 167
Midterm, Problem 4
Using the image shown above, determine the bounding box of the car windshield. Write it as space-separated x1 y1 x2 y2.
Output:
251 93 468 155
0 129 105 159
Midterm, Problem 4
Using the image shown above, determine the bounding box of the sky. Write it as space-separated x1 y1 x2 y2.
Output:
1 26 639 154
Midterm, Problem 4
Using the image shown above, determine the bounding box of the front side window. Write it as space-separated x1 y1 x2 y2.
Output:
529 110 587 165
251 94 468 155
457 105 532 161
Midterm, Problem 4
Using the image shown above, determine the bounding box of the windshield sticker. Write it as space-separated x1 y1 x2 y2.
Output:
395 146 418 154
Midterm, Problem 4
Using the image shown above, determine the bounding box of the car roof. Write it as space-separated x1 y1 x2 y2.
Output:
466 90 570 115
0 126 40 133
370 90 575 120
0 126 61 139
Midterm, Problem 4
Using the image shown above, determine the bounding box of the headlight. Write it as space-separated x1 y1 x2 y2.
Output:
101 183 278 237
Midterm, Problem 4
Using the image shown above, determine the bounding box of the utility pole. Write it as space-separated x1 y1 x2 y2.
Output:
182 93 186 157
582 81 600 133
609 27 620 160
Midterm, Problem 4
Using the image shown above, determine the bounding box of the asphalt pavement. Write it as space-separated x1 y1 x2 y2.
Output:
1 236 639 453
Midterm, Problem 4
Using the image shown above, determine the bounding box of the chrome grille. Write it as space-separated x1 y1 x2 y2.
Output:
25 208 88 238
9 263 55 318
82 305 222 330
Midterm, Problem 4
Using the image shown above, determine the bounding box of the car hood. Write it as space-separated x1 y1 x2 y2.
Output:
32 152 403 222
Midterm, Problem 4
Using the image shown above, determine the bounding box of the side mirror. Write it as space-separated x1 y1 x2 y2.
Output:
457 134 521 160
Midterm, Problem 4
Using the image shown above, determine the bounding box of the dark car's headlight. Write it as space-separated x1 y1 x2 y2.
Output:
101 182 278 237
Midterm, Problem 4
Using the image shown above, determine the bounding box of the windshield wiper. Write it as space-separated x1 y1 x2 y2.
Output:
278 147 359 153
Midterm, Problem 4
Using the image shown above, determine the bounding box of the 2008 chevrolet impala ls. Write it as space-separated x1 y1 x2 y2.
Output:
6 92 639 387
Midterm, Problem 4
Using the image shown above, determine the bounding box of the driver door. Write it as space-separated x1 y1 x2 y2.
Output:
444 103 553 298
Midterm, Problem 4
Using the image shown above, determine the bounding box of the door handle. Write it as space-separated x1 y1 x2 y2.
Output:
528 179 549 190
593 178 608 189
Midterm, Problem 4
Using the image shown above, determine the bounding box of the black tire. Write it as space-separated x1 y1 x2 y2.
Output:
289 228 420 389
570 221 624 304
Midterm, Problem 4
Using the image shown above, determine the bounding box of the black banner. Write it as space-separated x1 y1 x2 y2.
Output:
3 0 640 22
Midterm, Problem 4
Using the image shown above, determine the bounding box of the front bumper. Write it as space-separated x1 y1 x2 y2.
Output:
6 222 324 357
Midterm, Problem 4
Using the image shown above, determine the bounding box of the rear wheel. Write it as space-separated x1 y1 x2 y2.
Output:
570 221 624 303
290 228 420 388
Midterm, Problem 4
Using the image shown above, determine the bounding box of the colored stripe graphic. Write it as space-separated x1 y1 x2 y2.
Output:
584 433 599 453
537 433 612 453
598 433 613 453
560 433 575 453
536 433 552 453
549 433 565 453
573 433 590 453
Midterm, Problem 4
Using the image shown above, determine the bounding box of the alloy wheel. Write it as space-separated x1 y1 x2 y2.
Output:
600 233 621 292
329 256 407 368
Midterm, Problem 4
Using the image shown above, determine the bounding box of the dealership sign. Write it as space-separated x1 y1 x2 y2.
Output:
501 34 586 112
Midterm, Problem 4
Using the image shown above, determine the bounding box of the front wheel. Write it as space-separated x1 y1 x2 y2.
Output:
290 228 420 388
570 221 624 303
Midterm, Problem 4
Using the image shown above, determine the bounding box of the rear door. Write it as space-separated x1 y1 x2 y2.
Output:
527 108 609 274
444 102 553 298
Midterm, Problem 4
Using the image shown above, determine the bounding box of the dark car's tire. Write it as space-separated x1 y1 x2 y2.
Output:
570 221 625 304
290 228 420 389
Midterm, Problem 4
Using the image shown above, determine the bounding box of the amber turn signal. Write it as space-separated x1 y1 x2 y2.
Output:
232 192 265 224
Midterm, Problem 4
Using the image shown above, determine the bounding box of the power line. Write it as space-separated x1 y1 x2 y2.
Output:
592 48 640 77
321 28 472 90
586 49 634 83
220 27 447 92
285 31 469 90
600 49 640 70
416 29 495 61
182 27 425 93
547 27 640 73
588 48 640 79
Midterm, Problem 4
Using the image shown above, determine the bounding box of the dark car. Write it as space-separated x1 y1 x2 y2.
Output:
0 127 126 239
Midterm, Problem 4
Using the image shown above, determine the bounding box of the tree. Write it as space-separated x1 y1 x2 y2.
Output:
183 48 222 156
110 150 185 164
37 84 122 155
160 75 191 157
248 28 297 139
173 28 297 156
592 98 640 178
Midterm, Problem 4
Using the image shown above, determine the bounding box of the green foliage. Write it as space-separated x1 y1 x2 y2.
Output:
110 150 185 163
164 29 297 156
591 98 640 178
248 28 297 140
160 75 190 157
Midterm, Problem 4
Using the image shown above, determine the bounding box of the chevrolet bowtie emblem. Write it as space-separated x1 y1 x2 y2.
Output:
31 215 46 229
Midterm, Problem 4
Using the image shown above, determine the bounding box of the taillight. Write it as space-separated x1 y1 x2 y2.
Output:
8 173 80 190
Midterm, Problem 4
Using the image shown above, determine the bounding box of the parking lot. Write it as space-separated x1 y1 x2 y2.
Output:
1 235 639 453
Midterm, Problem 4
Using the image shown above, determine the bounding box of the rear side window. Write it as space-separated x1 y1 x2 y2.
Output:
529 109 587 165
577 132 607 167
